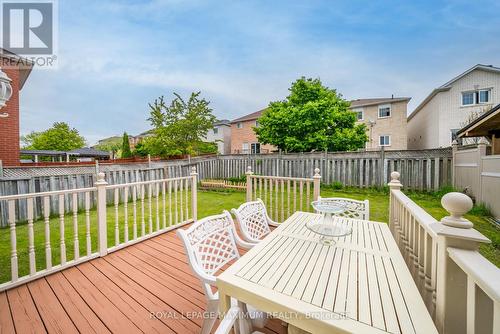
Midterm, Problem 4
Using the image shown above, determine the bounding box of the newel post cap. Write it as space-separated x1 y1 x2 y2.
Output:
95 172 107 185
440 192 474 228
313 168 321 178
388 171 402 189
190 166 198 175
246 166 253 175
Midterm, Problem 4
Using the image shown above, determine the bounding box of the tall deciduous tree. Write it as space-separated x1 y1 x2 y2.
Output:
145 92 217 157
21 122 86 151
121 132 133 158
255 77 368 152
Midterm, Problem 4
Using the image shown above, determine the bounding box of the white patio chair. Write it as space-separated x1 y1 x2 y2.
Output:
177 211 267 334
317 196 370 220
231 198 278 244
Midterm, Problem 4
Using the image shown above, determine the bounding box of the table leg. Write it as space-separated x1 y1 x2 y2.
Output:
219 289 231 316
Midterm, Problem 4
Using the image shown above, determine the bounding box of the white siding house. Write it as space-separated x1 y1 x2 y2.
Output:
408 64 500 149
205 120 231 154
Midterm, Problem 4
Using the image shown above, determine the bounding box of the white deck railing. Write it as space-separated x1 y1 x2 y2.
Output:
388 171 499 334
245 166 321 222
0 167 198 291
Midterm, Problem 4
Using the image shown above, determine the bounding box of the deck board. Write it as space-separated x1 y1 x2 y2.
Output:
0 226 284 334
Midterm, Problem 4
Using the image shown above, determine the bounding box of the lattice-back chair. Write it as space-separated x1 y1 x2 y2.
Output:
317 196 370 220
177 211 267 334
231 198 279 244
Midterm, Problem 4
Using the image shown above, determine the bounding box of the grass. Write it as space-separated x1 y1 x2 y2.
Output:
0 188 498 284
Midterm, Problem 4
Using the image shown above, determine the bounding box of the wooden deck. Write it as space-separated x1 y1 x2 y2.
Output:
0 227 284 334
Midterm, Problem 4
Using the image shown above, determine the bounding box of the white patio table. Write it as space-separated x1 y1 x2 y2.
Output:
217 211 438 334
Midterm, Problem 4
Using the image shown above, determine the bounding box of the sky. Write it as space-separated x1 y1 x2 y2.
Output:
18 0 500 145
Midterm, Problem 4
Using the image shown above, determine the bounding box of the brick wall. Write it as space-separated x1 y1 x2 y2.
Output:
230 119 276 153
0 67 20 166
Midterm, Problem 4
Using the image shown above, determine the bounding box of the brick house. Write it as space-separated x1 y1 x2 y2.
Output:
0 50 33 166
350 97 411 150
230 110 276 154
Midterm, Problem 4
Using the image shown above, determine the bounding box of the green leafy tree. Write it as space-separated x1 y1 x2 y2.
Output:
255 77 367 152
121 132 133 158
94 136 121 158
145 92 217 157
21 122 86 151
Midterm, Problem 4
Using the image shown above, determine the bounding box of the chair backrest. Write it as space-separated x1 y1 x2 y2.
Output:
231 199 272 243
317 196 370 220
177 211 241 299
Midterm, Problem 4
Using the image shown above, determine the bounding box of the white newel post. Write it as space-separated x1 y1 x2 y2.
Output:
434 192 490 334
313 168 321 201
246 166 253 202
95 172 108 257
191 166 198 221
388 171 403 236
451 140 458 187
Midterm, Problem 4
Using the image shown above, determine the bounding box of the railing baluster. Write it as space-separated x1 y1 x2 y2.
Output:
280 179 284 222
185 178 189 220
85 192 91 256
148 183 153 234
179 179 184 223
114 188 120 246
269 179 273 221
274 179 278 222
141 184 145 236
155 183 160 231
59 194 66 265
8 200 18 282
27 197 36 275
299 181 303 211
259 178 262 200
72 193 79 260
293 180 297 212
132 185 138 240
174 180 178 225
264 178 268 210
169 180 173 226
162 181 166 228
124 187 129 243
306 181 310 212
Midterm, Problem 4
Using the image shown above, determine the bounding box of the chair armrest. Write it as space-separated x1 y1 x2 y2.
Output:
235 232 259 249
267 218 279 227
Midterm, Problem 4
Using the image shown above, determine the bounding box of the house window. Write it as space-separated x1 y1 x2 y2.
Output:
236 122 243 129
479 90 490 103
353 109 364 121
462 92 474 105
462 89 491 105
251 143 261 154
242 142 249 153
378 104 391 118
379 135 391 146
213 127 218 134
255 120 259 127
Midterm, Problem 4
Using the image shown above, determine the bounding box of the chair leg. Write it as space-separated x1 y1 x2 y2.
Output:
201 300 219 334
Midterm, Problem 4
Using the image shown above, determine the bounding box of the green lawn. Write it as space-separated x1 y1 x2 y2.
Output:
0 188 498 284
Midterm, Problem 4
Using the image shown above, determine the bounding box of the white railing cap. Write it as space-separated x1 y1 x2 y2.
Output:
440 192 473 229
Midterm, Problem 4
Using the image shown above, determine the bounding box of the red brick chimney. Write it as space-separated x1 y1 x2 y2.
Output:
0 53 32 167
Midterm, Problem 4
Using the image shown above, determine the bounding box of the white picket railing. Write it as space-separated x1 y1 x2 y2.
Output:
0 168 198 291
388 171 499 334
245 166 321 222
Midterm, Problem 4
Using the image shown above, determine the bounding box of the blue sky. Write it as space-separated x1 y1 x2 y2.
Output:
19 0 500 145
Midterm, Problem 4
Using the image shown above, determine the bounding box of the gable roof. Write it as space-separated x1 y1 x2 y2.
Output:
0 48 34 89
457 103 500 138
350 97 411 108
408 64 500 121
231 109 266 123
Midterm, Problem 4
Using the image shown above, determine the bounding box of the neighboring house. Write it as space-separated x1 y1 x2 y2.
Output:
408 64 500 149
230 110 276 154
205 119 231 154
0 49 33 166
350 97 411 150
129 130 153 150
457 103 500 155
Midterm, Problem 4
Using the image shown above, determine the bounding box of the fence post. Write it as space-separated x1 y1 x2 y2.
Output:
95 172 108 257
477 138 488 203
191 166 198 221
434 192 490 334
313 168 321 201
451 140 458 187
246 166 253 202
388 171 403 231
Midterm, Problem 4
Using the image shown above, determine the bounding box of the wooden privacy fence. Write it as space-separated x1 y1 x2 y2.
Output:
0 168 198 291
388 172 499 334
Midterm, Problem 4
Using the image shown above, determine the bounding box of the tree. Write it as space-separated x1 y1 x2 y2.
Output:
121 132 133 158
255 77 368 152
94 136 121 158
145 92 217 157
21 122 86 151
